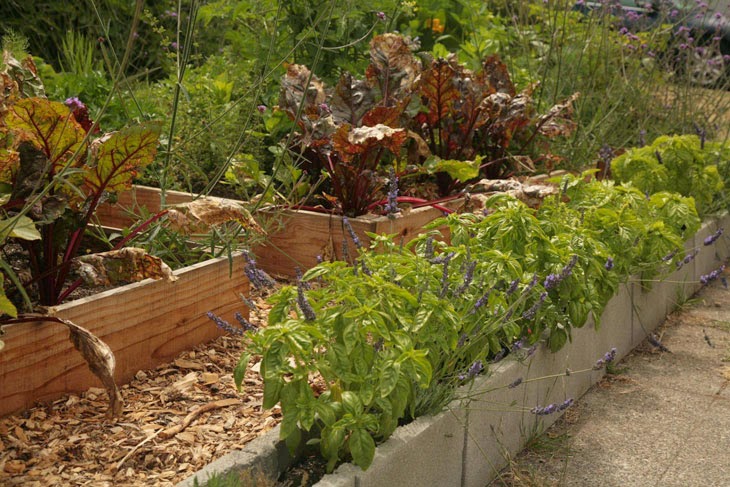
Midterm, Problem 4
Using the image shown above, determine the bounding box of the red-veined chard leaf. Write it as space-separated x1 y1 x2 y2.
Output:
365 33 421 105
85 122 161 195
5 98 86 171
419 58 461 127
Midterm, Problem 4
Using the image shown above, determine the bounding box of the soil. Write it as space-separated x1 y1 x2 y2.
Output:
0 293 281 486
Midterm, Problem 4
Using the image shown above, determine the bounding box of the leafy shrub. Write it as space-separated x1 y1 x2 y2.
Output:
611 134 728 216
232 173 699 471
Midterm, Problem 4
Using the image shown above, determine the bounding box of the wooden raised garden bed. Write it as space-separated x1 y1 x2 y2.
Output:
0 253 249 417
95 185 464 278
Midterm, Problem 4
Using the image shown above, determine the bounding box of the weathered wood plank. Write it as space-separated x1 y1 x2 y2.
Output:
0 254 249 417
95 185 201 229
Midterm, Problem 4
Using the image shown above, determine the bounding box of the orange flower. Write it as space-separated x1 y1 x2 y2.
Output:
426 17 445 34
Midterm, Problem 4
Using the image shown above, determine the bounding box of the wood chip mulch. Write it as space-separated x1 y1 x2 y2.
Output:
0 295 279 486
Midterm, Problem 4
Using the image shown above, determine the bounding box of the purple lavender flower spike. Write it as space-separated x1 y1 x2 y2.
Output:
297 279 316 321
508 377 523 389
522 292 548 320
467 360 483 378
243 251 276 290
342 217 362 249
604 257 614 270
385 168 400 220
703 228 723 246
455 261 477 296
207 311 244 336
234 312 258 332
700 264 725 285
544 273 561 290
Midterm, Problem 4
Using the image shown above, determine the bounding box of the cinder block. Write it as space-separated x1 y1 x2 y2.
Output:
593 283 634 364
177 427 285 487
318 405 466 487
461 342 586 487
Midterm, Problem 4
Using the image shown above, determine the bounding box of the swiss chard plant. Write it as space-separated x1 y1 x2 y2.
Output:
268 33 578 216
225 172 700 472
0 53 163 309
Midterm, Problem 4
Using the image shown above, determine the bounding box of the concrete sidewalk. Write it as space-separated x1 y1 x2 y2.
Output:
489 280 730 487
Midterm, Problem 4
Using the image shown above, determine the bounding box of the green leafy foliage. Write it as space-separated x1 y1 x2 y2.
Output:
611 135 726 216
238 173 700 471
0 53 161 308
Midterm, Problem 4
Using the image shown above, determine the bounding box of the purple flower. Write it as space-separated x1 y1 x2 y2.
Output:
319 103 331 115
648 334 670 352
342 216 362 249
491 348 507 363
593 347 617 369
662 250 677 262
703 228 723 246
439 252 456 297
467 360 483 378
243 251 276 290
297 278 316 321
676 249 699 269
234 312 258 332
522 292 547 320
64 97 86 111
456 261 477 296
506 279 520 295
376 11 386 21
561 255 578 279
473 289 491 312
508 377 523 389
604 257 614 271
207 311 244 336
700 264 725 285
531 398 573 415
385 168 399 219
360 258 373 277
257 105 267 113
170 42 179 50
544 273 561 290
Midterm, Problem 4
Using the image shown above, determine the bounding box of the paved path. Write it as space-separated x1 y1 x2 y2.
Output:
489 280 730 487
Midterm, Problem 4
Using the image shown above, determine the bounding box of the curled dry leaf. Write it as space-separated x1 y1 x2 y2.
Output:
63 318 123 418
74 247 177 287
537 92 580 138
166 198 265 235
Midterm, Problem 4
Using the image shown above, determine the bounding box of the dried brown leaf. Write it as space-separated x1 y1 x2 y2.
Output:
63 318 123 418
74 247 176 287
166 198 264 235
